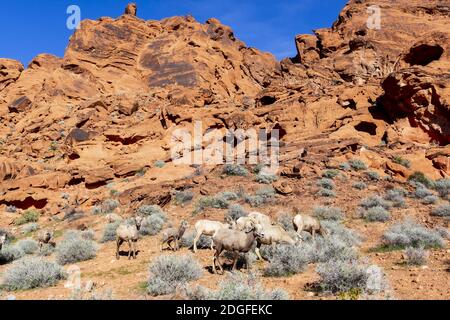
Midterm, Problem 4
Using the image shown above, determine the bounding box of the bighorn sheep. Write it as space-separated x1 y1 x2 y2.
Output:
293 214 327 239
37 230 55 249
160 220 188 251
212 221 264 274
193 218 235 252
116 215 143 260
105 213 123 224
248 211 273 226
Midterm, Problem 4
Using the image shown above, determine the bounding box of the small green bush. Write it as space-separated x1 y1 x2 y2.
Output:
392 156 411 168
317 178 335 190
226 204 248 221
15 209 39 225
431 205 450 217
56 232 98 265
365 171 380 181
154 160 165 168
100 222 121 243
352 182 367 190
318 188 336 197
408 172 434 188
382 219 444 249
222 164 248 176
322 169 340 179
313 206 344 221
15 239 39 254
405 246 428 266
349 159 367 171
361 206 390 222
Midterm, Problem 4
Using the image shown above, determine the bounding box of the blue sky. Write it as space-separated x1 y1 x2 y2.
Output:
1 0 348 66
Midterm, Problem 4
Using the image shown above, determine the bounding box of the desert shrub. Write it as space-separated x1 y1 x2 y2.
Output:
15 239 39 254
6 205 17 213
255 172 278 184
322 169 340 179
218 191 239 201
136 205 166 219
147 255 202 296
382 219 444 249
91 206 102 215
361 206 390 222
15 209 39 225
304 236 358 264
140 214 166 236
408 172 434 188
81 229 95 241
208 273 289 300
434 178 450 198
226 204 248 221
339 162 351 171
244 188 276 207
321 221 362 247
349 159 367 171
392 156 411 168
277 213 294 231
38 244 55 257
263 244 310 277
316 260 387 295
68 287 114 300
252 163 266 174
21 222 39 235
435 227 450 239
414 185 434 199
431 204 450 217
405 246 428 266
222 164 248 176
317 178 335 190
100 222 120 243
360 195 390 210
193 195 231 214
154 160 165 168
180 231 212 249
0 245 25 264
352 182 367 190
365 171 380 181
384 189 406 208
1 257 66 291
422 195 438 205
101 199 119 214
173 190 194 206
318 188 336 197
56 232 98 265
313 206 344 221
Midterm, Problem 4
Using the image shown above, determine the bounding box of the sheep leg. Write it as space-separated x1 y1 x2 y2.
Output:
174 238 179 251
245 253 251 272
160 240 164 252
311 229 316 240
213 246 224 275
255 242 264 261
127 240 132 260
116 238 123 260
193 231 201 253
132 240 137 259
232 251 239 271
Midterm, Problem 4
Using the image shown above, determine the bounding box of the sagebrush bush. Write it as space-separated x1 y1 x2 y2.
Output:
277 213 294 231
422 195 438 205
263 244 310 277
435 227 450 239
349 159 367 171
318 188 336 197
313 206 344 221
303 236 358 264
384 189 406 208
56 232 98 265
15 209 39 225
365 171 380 181
180 231 212 249
361 206 390 222
6 205 17 213
38 243 55 257
194 195 231 214
360 195 391 210
405 246 428 266
434 179 450 198
1 257 66 291
222 164 248 176
21 222 39 235
382 219 444 249
321 221 362 247
219 191 239 201
100 222 120 243
204 273 289 300
431 205 450 217
147 255 202 296
408 172 434 188
352 182 367 190
173 190 194 206
316 260 388 295
414 186 434 199
322 169 340 179
136 204 165 217
244 188 276 207
0 245 25 264
154 160 165 168
317 178 335 190
101 199 120 214
16 239 39 254
252 163 266 174
140 214 166 236
339 162 351 171
255 172 278 184
226 204 248 221
392 156 411 168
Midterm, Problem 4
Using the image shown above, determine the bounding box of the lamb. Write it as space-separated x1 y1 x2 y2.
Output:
105 213 123 224
116 215 143 260
253 224 297 260
37 230 55 249
193 218 235 252
160 220 188 251
293 214 327 239
212 221 264 274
